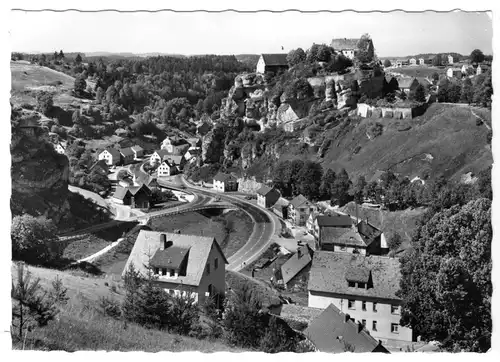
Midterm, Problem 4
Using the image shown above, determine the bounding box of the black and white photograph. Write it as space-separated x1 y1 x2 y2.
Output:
3 0 496 355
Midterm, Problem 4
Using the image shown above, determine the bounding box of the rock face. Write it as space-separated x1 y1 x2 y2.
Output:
11 125 70 224
201 126 226 163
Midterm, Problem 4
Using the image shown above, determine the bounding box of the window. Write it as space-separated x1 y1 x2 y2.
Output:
391 305 399 314
391 323 399 333
358 282 365 289
373 302 378 312
169 289 174 295
206 263 210 275
361 319 366 327
372 321 378 331
214 258 219 270
348 300 355 309
362 301 367 311
170 269 175 277
348 281 355 288
154 267 159 275
161 268 167 275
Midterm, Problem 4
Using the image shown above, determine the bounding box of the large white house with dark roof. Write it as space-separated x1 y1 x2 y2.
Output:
330 38 361 60
256 54 289 74
123 230 228 304
288 194 317 226
307 251 412 343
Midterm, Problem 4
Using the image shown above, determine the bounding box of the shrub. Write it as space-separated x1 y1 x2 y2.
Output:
99 296 123 319
368 122 384 138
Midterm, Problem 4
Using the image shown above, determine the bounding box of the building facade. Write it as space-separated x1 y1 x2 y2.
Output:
98 148 121 166
308 251 413 343
213 173 238 192
288 194 318 226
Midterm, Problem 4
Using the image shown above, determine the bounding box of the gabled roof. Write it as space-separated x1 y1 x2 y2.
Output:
135 173 157 187
213 172 236 183
103 148 121 159
281 245 313 285
289 194 313 209
304 304 389 353
128 184 151 196
163 154 185 165
330 38 360 51
320 227 352 244
357 220 382 246
345 266 371 283
131 145 143 152
120 147 135 157
334 229 368 247
122 230 228 286
316 213 352 227
112 186 130 200
256 185 280 198
153 149 170 159
398 77 419 89
90 159 109 173
308 251 402 301
150 246 191 269
261 53 288 66
272 197 290 211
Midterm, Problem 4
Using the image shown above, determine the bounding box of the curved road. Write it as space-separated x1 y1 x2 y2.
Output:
173 175 276 272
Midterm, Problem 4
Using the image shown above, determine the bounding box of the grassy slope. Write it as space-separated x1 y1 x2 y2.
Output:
226 270 282 308
11 264 243 352
11 61 78 106
340 202 426 249
322 104 492 182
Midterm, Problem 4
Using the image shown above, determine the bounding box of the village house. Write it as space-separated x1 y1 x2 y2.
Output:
120 147 135 165
280 244 314 290
409 58 417 66
186 137 202 148
132 173 159 190
398 77 420 94
304 304 390 353
330 38 360 60
184 148 201 162
131 145 144 159
52 140 66 155
111 184 152 209
256 185 281 209
395 59 409 67
161 136 190 155
418 58 425 65
150 149 170 166
123 230 228 304
288 194 318 226
255 53 289 74
476 64 490 76
271 197 290 220
446 67 463 79
318 216 387 256
447 54 455 64
308 212 352 241
89 159 110 177
461 64 472 75
98 148 121 166
213 173 238 192
157 160 177 177
307 251 413 343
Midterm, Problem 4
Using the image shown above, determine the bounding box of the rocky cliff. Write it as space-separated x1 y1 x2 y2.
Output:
11 109 70 224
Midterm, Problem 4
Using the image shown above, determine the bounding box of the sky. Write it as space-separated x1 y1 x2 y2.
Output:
9 10 493 58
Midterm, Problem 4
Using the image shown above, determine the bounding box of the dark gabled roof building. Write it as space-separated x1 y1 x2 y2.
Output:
256 53 289 74
256 185 281 208
280 244 313 289
305 304 390 353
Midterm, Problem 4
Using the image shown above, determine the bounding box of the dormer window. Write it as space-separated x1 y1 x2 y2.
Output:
348 281 355 288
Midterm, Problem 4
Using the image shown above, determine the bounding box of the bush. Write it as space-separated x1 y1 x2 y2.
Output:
99 296 123 319
368 122 383 138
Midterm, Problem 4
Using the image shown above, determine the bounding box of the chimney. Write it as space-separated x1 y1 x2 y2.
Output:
297 247 302 258
160 234 167 250
357 322 364 333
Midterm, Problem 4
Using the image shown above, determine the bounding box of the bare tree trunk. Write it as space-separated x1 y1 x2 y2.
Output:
19 300 23 341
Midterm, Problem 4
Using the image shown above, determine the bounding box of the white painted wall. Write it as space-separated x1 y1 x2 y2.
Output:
308 292 413 342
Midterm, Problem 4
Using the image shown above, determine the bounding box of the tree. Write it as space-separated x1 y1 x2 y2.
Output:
356 34 375 63
320 168 336 199
432 54 442 66
296 161 323 201
470 49 485 64
410 84 426 103
11 264 59 341
387 232 403 251
331 168 352 206
11 215 60 264
460 77 474 104
306 43 320 63
383 59 392 68
74 75 87 97
287 48 306 66
36 91 54 115
75 53 83 64
352 176 367 204
58 50 65 60
259 316 298 353
473 69 492 107
398 198 492 352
